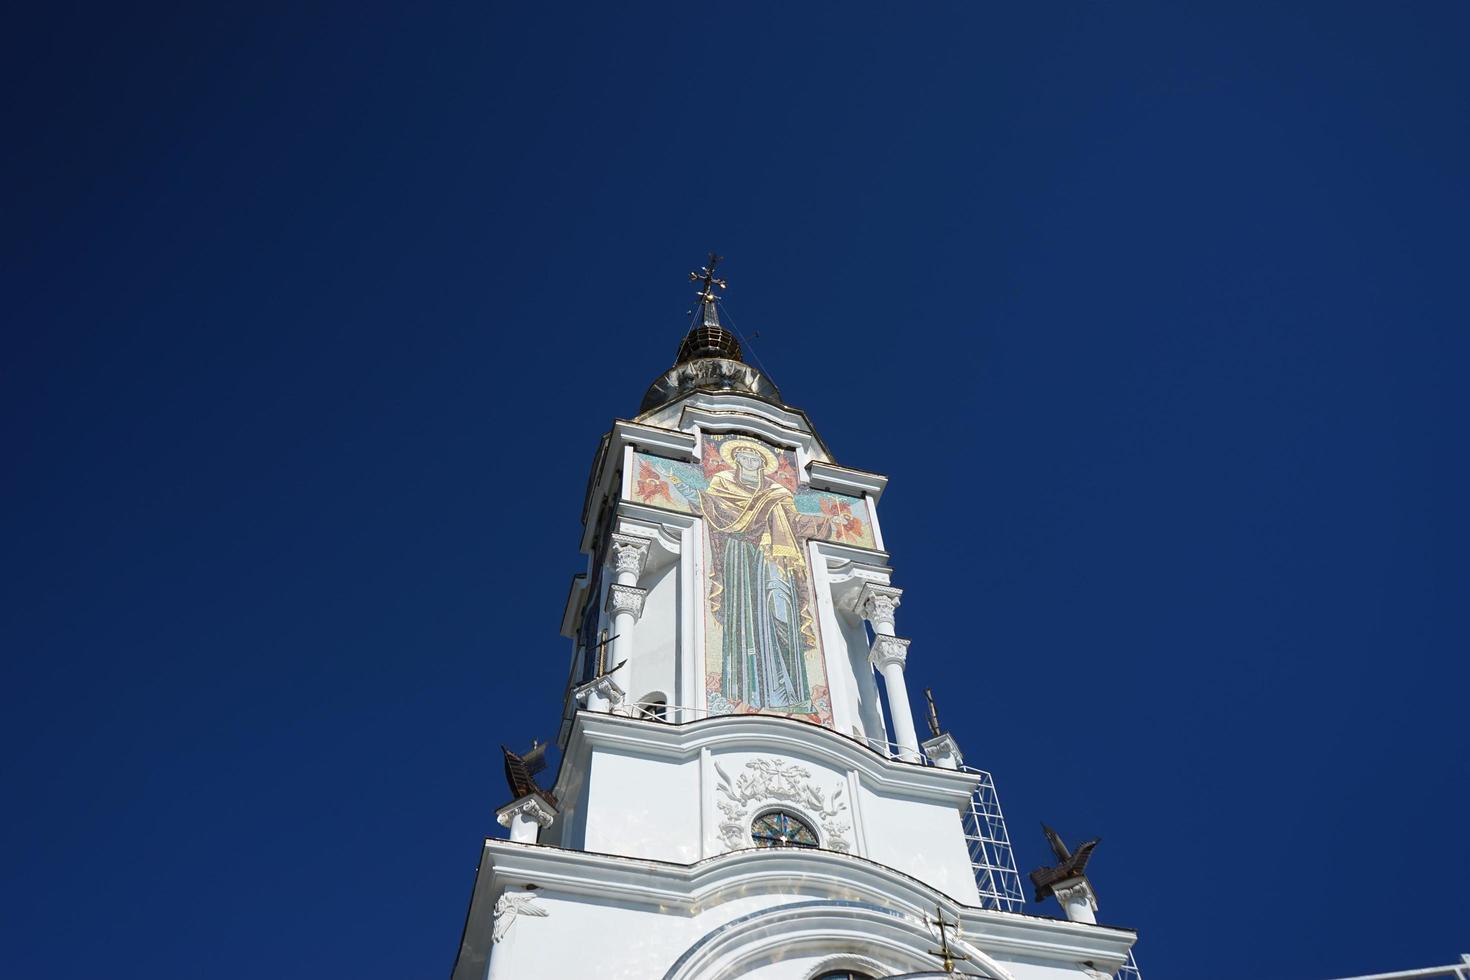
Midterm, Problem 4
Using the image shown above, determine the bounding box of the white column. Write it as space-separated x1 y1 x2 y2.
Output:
870 635 920 761
858 583 920 762
606 534 651 670
605 584 646 673
495 794 556 844
1052 877 1099 925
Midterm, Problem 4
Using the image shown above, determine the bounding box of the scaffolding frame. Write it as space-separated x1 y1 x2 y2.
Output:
958 765 1026 912
959 764 1143 980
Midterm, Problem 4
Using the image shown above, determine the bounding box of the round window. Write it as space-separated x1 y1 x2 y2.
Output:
750 809 819 848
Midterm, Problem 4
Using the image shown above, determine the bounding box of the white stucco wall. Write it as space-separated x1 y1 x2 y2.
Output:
551 712 982 906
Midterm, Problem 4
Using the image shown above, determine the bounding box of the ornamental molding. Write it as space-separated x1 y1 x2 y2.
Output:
1052 877 1099 912
491 889 548 943
869 634 911 670
656 899 1019 980
856 582 903 628
676 397 817 451
806 459 887 501
476 842 1136 969
495 794 557 830
563 711 979 809
605 583 647 619
607 533 652 578
713 757 851 853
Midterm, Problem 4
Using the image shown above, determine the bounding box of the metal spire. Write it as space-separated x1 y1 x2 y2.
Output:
688 251 727 327
675 251 742 364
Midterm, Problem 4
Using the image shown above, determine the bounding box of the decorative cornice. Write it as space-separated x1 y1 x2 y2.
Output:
856 582 903 629
495 794 557 830
472 842 1137 966
605 583 647 619
806 460 888 501
607 533 652 578
869 634 911 671
556 710 979 811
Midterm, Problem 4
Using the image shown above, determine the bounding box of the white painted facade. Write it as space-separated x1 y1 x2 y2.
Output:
450 354 1139 979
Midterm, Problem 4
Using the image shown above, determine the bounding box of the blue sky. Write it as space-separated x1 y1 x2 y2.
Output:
3 3 1467 978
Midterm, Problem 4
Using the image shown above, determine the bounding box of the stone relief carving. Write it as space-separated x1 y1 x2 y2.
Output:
607 533 651 578
868 634 910 670
605 583 647 619
713 757 851 853
1053 879 1097 910
492 890 548 943
856 583 903 629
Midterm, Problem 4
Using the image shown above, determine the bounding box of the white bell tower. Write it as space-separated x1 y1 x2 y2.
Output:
450 258 1142 980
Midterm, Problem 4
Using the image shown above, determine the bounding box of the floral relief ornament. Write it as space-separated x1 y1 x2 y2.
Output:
713 757 851 852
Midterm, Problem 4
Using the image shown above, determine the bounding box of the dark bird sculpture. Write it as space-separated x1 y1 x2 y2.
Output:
1028 823 1100 903
501 740 556 807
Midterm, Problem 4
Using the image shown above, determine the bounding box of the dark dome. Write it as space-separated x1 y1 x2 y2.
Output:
675 323 742 363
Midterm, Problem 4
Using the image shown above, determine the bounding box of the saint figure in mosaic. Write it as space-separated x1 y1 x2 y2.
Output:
699 438 830 712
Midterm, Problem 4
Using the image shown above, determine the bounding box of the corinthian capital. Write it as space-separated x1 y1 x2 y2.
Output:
605 583 647 620
495 794 557 831
868 634 911 670
856 582 903 631
607 533 651 580
1052 877 1099 918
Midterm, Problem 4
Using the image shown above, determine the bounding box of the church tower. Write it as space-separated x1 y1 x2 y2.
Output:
450 258 1141 980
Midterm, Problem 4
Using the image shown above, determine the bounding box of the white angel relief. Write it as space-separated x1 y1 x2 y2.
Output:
492 890 548 943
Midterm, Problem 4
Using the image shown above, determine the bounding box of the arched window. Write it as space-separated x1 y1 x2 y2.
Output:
634 694 668 722
750 809 819 848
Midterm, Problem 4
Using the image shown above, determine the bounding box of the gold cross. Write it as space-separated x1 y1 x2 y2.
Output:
688 251 727 304
594 631 620 677
928 904 968 974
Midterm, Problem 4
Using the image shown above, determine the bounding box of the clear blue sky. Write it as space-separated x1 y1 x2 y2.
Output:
4 4 1466 978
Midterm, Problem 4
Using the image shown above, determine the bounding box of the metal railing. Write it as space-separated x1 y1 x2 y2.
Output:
1326 957 1470 980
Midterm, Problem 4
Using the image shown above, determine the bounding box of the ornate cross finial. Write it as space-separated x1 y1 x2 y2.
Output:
927 904 968 974
924 688 943 738
689 251 727 306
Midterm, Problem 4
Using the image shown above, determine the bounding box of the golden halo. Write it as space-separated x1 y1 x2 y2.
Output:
717 437 779 474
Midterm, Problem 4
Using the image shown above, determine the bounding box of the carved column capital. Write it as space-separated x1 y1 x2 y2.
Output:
605 583 647 620
495 794 557 831
573 673 626 713
1052 876 1100 920
607 533 651 580
922 732 965 770
868 634 911 671
856 582 903 632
